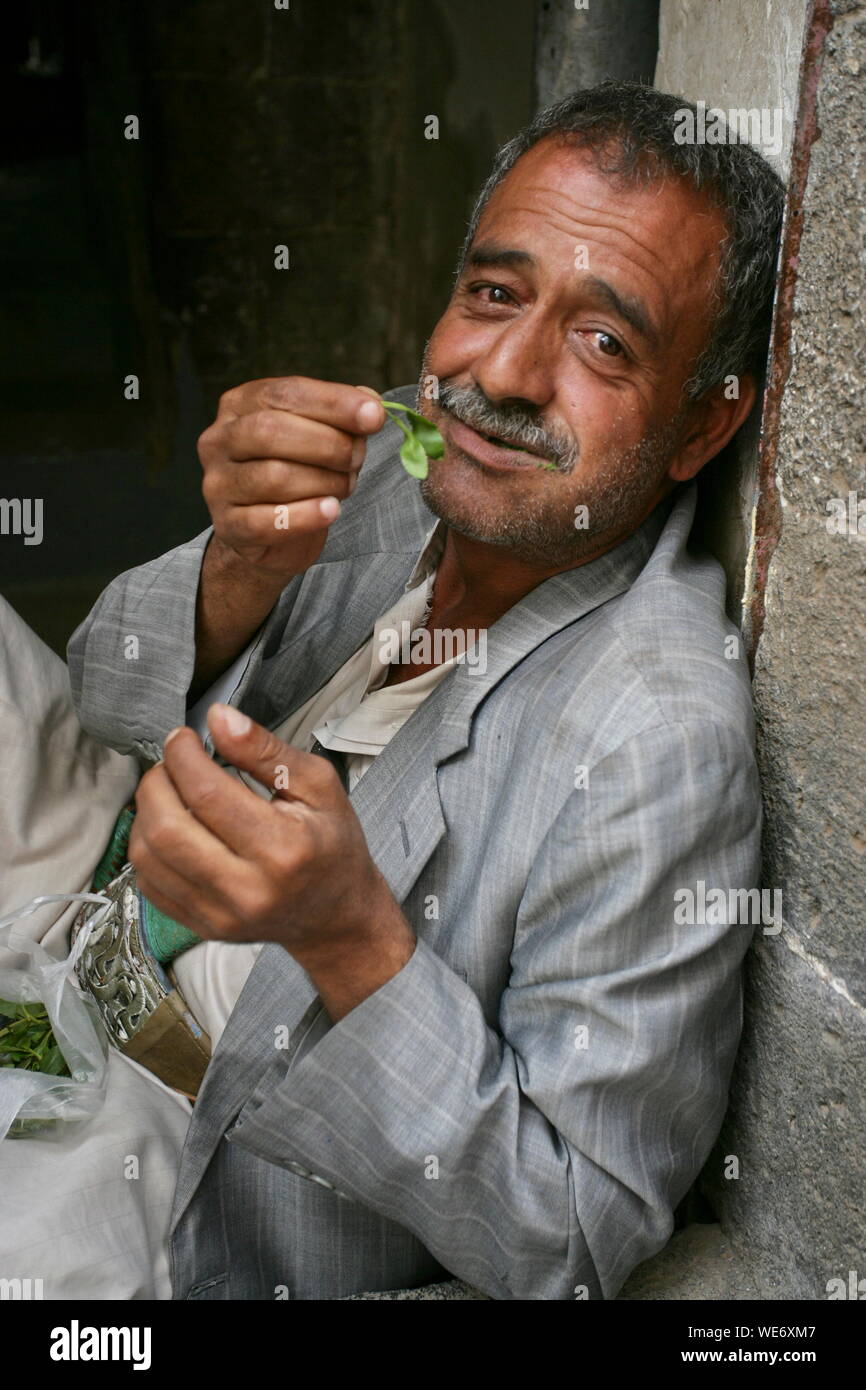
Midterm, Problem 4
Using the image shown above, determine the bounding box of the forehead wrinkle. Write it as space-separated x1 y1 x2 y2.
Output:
483 203 671 283
493 175 721 281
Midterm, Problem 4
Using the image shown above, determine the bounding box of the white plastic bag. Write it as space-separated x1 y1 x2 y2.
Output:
0 893 113 1141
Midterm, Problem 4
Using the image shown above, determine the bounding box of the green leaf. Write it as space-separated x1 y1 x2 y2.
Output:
0 998 70 1076
388 411 413 439
42 1043 71 1078
0 999 29 1021
399 433 429 479
381 401 444 478
413 417 445 459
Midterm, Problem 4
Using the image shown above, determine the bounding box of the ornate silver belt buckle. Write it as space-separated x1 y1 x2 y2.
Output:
71 865 211 1098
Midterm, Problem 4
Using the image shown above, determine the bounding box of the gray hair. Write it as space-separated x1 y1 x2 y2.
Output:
455 81 786 401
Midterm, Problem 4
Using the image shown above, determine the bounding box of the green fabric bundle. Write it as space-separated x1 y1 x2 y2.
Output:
91 804 201 965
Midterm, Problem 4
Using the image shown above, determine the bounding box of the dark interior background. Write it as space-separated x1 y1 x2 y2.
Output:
1 0 537 653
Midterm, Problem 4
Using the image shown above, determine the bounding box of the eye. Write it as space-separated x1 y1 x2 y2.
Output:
594 331 624 357
468 283 516 307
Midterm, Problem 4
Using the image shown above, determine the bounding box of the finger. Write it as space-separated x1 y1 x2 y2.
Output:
129 863 230 945
223 409 363 472
128 828 214 939
204 458 356 508
215 380 264 421
205 704 347 812
219 497 341 549
134 757 249 894
133 761 290 940
160 725 295 858
258 376 385 434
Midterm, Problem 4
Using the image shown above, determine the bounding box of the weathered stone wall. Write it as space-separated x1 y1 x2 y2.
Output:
702 0 866 1298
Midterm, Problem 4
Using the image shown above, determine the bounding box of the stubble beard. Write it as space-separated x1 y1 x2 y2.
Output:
415 385 685 568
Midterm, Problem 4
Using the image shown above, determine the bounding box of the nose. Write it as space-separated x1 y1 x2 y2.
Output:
470 311 555 410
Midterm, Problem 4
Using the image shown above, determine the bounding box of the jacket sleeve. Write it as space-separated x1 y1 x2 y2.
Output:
65 528 300 763
66 528 211 761
223 717 763 1300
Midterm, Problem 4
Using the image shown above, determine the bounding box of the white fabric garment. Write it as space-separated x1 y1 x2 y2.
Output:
0 1051 192 1300
174 517 462 1046
0 594 187 1300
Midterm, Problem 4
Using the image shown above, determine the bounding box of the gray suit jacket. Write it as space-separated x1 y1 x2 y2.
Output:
68 383 761 1301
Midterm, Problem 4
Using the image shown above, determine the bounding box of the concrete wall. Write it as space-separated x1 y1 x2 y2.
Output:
656 0 805 174
655 0 807 630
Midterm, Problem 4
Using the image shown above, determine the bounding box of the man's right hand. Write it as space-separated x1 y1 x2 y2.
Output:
190 376 386 698
198 376 386 580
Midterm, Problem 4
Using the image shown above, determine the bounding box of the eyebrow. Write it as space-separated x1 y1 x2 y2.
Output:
463 241 660 352
580 274 660 353
465 240 537 272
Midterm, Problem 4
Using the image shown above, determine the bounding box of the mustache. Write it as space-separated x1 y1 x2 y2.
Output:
431 380 579 471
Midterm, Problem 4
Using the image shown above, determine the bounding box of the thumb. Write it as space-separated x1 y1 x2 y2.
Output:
206 703 345 808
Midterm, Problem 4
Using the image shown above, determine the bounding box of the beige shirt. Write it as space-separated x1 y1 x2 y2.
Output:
174 516 458 1042
271 516 455 790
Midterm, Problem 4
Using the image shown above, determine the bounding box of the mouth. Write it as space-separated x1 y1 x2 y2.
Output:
446 417 554 472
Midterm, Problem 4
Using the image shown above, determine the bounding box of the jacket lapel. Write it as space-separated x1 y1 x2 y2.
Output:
348 491 672 901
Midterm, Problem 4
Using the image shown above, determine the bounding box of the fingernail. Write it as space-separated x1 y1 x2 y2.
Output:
358 399 383 429
164 727 184 749
218 704 251 736
350 435 365 467
348 472 358 494
319 496 341 519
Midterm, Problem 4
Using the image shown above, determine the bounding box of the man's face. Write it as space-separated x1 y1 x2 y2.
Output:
416 137 728 567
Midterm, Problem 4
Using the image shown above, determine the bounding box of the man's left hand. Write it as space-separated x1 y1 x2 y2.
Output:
128 703 417 1021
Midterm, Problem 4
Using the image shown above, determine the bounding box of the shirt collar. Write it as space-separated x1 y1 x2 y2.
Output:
403 517 447 592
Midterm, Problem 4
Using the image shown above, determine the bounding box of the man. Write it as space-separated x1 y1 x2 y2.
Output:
8 82 784 1299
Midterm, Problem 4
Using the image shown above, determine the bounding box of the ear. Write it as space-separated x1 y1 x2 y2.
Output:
666 372 759 484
